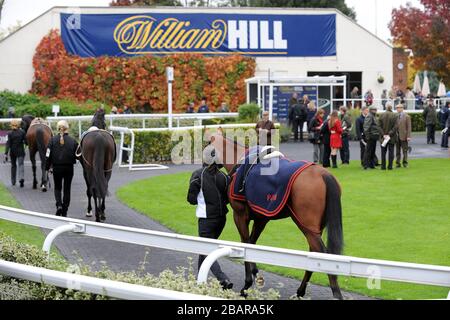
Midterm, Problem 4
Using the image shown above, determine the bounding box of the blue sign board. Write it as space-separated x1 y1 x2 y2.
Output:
264 86 318 123
61 13 336 57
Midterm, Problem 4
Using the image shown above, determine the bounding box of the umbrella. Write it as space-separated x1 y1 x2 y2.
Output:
422 72 430 97
413 73 421 93
437 82 446 97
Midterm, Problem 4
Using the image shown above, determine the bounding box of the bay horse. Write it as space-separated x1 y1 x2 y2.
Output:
77 129 116 223
209 133 344 300
21 116 53 191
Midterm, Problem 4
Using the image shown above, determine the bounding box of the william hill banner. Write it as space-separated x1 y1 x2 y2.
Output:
60 13 336 57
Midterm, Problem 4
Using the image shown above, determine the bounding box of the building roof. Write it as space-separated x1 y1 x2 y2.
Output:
1 6 392 49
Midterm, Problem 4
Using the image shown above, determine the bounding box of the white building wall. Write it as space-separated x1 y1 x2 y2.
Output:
254 12 393 100
0 10 59 93
0 6 392 100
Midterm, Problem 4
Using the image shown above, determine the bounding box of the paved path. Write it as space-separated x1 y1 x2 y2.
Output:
1 134 446 300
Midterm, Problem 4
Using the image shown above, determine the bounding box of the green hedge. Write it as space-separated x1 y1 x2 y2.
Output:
126 125 281 164
238 103 260 123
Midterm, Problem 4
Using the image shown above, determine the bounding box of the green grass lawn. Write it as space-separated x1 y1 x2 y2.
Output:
117 158 450 300
0 182 46 247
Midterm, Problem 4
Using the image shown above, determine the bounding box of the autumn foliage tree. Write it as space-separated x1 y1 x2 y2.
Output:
389 0 450 86
31 30 256 112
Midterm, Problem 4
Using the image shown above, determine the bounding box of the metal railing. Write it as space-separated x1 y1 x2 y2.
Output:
0 205 449 299
46 113 239 140
334 98 448 111
0 259 220 300
109 123 262 171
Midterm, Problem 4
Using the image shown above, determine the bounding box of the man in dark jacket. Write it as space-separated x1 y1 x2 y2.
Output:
439 102 449 148
187 146 232 290
423 99 437 144
355 106 368 166
4 120 26 187
379 103 398 170
291 95 308 142
339 106 352 164
45 120 79 217
255 111 275 146
363 106 382 170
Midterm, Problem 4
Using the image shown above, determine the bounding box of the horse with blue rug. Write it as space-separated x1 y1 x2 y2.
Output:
209 133 344 299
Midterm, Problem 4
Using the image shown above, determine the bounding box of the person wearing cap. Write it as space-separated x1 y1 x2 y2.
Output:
395 104 412 168
363 105 382 170
45 120 79 217
255 111 276 146
187 146 233 290
379 103 399 170
4 119 26 187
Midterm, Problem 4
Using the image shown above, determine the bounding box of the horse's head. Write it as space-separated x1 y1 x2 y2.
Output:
208 131 247 174
21 115 34 132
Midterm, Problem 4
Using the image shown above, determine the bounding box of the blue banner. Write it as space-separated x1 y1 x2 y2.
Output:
264 86 318 123
61 13 336 57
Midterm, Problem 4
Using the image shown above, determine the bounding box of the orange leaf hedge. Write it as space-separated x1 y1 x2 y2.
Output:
31 30 256 112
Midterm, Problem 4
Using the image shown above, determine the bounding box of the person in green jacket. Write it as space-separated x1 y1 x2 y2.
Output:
422 99 437 144
379 103 399 170
363 106 382 170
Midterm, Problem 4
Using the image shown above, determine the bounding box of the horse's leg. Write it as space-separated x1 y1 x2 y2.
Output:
248 218 269 281
86 187 93 217
100 197 106 221
40 155 47 192
295 232 327 298
30 152 38 189
232 208 252 296
92 189 100 223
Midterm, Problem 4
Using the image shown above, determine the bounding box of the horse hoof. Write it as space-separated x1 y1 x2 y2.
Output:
255 274 265 287
100 216 106 222
86 212 93 217
33 185 37 190
41 186 47 192
240 289 248 298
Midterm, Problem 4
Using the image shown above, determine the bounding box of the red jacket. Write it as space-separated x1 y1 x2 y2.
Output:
329 119 343 149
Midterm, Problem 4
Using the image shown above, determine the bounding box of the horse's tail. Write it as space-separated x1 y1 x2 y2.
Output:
35 127 46 163
322 174 344 255
92 135 109 198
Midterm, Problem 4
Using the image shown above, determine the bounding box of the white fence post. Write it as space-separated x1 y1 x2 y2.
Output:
42 223 85 258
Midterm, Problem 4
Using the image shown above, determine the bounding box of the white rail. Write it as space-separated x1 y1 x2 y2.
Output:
0 259 220 300
0 205 449 299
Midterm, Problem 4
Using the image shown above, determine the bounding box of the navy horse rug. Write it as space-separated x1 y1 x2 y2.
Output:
230 147 314 217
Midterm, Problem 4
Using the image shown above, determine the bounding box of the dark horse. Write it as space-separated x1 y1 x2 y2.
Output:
210 133 344 299
21 116 53 191
78 130 116 222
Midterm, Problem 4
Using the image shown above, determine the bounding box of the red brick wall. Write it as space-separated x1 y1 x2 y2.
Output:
393 48 409 91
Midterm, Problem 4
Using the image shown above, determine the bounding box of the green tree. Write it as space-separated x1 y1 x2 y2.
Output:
223 0 356 19
389 0 450 86
0 0 4 24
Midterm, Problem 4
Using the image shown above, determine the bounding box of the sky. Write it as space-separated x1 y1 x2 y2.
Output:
0 0 423 42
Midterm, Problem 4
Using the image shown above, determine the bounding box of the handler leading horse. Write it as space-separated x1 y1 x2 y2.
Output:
78 129 116 222
209 132 344 300
21 116 52 191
